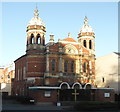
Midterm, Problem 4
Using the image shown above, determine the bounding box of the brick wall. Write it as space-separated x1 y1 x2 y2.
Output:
29 90 57 102
94 89 115 102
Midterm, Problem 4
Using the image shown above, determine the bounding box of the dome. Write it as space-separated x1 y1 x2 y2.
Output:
80 16 94 33
28 8 45 27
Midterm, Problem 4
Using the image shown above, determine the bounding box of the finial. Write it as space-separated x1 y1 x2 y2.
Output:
34 7 39 18
49 33 54 41
68 32 71 37
36 3 37 9
50 32 54 36
84 16 88 25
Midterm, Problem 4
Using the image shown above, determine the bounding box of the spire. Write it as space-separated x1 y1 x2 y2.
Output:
84 16 88 26
34 7 39 18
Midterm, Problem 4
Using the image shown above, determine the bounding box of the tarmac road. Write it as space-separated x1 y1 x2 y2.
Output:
1 99 72 111
1 99 120 112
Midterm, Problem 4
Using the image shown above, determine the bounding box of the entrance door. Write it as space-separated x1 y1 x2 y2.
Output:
59 89 91 101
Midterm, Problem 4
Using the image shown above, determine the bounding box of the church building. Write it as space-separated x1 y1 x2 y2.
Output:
12 8 114 102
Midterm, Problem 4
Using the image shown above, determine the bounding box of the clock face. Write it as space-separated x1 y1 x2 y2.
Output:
68 48 72 53
64 44 78 54
66 48 75 54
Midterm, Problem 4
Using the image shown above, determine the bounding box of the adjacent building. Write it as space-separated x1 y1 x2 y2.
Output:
95 52 119 94
0 63 15 96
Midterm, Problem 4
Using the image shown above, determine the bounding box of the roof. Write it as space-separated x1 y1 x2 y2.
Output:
62 37 77 42
28 8 45 27
14 54 26 63
80 16 94 33
114 52 120 56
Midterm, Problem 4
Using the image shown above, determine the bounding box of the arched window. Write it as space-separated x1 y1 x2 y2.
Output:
64 61 68 72
102 77 105 83
85 84 92 89
71 61 74 72
27 40 28 45
43 38 45 45
30 34 34 44
8 74 10 79
83 62 87 72
89 40 92 49
52 59 55 72
61 84 68 89
83 40 86 48
36 34 41 44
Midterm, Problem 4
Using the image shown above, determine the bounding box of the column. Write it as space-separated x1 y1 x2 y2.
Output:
89 60 92 74
80 57 82 73
59 55 62 72
46 49 49 72
59 55 63 77
76 59 79 74
46 55 49 71
45 47 49 85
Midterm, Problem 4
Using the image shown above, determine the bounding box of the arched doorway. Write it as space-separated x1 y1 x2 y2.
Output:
59 82 70 89
84 83 92 89
72 82 82 89
59 82 71 101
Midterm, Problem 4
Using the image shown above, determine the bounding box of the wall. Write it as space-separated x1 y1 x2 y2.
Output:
95 52 119 94
0 83 11 95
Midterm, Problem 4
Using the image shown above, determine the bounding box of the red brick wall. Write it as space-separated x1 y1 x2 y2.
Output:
27 55 45 77
29 90 57 102
94 89 115 102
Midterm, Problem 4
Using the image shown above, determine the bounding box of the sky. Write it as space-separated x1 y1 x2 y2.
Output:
0 2 118 66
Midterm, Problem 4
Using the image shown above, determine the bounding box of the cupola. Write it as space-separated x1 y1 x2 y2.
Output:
26 8 46 53
78 16 94 37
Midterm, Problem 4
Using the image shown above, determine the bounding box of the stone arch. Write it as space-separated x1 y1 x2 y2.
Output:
84 83 93 89
36 34 41 44
83 40 86 48
64 60 68 72
30 34 34 44
59 82 70 89
89 40 92 49
72 82 82 89
71 61 74 72
43 35 45 45
83 62 87 72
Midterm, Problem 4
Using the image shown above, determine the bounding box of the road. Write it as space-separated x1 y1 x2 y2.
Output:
1 99 120 112
1 99 72 112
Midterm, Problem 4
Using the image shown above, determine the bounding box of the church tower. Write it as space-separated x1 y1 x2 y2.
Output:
78 16 95 55
26 8 46 54
78 16 95 85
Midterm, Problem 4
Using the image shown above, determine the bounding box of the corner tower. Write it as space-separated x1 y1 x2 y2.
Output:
78 16 95 54
26 8 46 54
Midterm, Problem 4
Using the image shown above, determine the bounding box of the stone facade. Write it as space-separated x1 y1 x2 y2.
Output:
12 8 115 102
